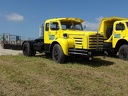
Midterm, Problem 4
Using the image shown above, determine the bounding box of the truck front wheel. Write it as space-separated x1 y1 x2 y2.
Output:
119 45 128 60
22 42 36 56
52 44 66 63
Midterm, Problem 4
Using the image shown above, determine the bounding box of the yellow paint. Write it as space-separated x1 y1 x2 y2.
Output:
98 17 128 48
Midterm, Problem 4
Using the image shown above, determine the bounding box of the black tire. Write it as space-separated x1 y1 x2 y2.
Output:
22 42 36 56
119 45 128 60
106 26 113 39
52 44 66 63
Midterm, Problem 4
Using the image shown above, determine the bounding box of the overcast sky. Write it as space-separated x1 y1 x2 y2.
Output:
0 0 128 38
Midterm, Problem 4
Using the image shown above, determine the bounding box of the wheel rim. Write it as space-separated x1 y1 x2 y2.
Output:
120 49 127 59
53 47 59 61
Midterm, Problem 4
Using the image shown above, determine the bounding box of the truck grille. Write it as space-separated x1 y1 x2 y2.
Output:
89 35 104 49
74 38 83 48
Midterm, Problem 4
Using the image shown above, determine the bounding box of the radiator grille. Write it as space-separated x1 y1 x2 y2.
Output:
89 35 104 49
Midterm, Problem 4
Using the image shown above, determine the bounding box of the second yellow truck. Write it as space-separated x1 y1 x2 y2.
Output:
98 17 128 60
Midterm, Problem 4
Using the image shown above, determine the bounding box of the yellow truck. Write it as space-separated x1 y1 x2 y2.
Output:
22 17 104 63
98 17 128 60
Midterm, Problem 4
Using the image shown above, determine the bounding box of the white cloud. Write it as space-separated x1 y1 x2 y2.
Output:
83 22 99 31
96 16 103 22
82 16 103 31
5 13 24 22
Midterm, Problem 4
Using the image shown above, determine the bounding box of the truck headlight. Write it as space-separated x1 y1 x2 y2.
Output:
63 33 68 39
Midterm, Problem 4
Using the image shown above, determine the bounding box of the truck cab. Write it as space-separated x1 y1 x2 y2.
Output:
98 17 128 60
22 18 104 63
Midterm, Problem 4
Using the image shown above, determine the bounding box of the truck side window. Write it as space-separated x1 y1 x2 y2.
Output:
46 23 49 31
51 22 59 30
126 22 128 27
116 23 125 30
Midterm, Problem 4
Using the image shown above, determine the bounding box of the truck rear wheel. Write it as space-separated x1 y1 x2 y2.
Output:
119 45 128 60
52 44 66 63
22 42 36 56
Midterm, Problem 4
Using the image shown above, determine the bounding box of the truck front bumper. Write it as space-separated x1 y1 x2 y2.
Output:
68 48 105 57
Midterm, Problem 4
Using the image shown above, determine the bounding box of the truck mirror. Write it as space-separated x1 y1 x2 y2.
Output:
83 25 86 29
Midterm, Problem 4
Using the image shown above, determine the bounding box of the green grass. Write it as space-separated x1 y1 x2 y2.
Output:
0 55 128 96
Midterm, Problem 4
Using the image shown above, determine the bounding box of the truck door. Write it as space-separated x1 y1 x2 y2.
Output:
49 21 60 42
113 22 126 48
44 21 60 44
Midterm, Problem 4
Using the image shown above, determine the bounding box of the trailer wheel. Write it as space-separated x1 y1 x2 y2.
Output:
22 42 36 56
52 44 65 63
119 45 128 60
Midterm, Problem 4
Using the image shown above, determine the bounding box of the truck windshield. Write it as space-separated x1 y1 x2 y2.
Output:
61 21 83 30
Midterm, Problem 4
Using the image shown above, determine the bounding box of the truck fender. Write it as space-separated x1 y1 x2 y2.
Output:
51 38 74 56
115 39 128 51
22 41 35 49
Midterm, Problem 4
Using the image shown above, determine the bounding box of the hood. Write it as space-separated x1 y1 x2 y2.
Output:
63 30 97 36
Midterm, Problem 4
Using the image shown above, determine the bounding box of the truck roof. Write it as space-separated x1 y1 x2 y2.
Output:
45 18 84 23
101 17 128 22
98 17 128 36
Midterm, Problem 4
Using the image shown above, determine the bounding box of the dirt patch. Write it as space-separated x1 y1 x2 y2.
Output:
0 44 22 56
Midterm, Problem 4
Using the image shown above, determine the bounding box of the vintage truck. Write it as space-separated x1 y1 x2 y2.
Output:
22 17 104 63
98 17 128 60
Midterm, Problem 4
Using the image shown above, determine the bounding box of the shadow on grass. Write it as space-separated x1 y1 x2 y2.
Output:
35 54 114 67
68 57 114 67
107 55 119 59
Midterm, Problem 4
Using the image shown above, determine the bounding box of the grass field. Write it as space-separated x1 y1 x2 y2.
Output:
0 55 128 96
